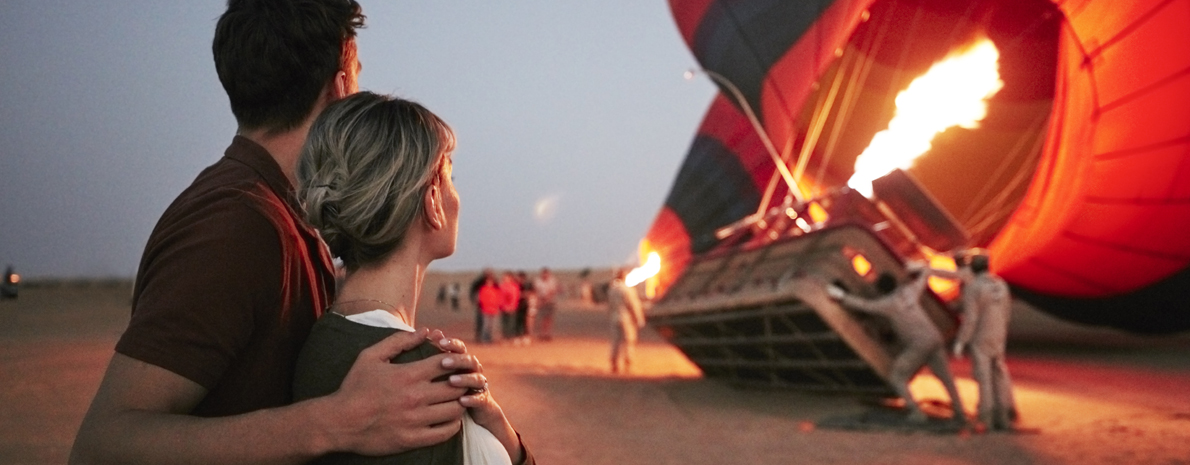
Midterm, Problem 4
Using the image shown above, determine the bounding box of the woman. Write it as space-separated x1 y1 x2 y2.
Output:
477 275 502 344
292 92 530 464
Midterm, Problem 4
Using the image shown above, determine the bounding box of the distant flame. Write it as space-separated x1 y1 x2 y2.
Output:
807 202 829 225
851 254 872 277
625 252 661 287
925 254 961 301
9 273 18 284
848 38 1003 197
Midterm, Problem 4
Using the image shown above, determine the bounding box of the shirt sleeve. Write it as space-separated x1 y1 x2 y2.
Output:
116 194 284 390
907 272 930 296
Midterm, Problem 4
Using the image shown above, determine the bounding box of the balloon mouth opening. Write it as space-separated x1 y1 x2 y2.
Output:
785 0 1063 250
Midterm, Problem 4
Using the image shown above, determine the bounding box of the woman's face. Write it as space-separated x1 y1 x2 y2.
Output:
434 153 460 258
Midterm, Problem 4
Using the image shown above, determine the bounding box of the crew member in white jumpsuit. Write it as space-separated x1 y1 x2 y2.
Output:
607 269 646 374
828 265 966 423
951 253 1017 430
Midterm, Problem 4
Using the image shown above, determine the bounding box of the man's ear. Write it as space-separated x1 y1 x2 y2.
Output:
332 71 350 100
423 184 444 230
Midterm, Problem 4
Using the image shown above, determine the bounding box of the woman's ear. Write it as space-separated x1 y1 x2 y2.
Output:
423 184 444 230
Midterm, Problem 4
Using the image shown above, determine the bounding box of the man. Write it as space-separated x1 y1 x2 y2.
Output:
533 267 560 341
827 264 966 423
70 2 483 463
1 265 17 299
514 270 535 345
607 268 645 374
448 281 461 311
951 253 1017 430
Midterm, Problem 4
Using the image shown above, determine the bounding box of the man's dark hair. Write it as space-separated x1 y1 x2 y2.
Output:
875 273 898 295
970 254 990 274
213 0 365 133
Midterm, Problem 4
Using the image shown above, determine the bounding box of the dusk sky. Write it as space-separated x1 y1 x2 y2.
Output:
0 1 716 278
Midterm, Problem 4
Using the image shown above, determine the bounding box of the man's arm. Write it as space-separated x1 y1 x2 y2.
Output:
923 266 962 281
827 286 888 315
952 283 980 356
70 329 474 465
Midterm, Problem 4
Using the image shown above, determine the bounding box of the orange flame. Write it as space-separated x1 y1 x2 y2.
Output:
625 252 661 287
851 254 872 277
848 37 1003 197
807 202 829 225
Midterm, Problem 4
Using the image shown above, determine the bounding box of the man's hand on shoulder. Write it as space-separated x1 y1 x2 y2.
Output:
316 328 480 456
70 330 486 464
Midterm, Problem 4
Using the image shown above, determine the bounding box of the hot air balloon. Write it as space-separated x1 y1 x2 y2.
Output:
644 0 1190 335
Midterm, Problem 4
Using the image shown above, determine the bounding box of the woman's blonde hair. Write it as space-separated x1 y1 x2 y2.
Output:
297 91 455 271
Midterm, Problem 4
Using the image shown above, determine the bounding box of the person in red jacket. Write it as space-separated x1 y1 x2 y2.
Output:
477 276 503 344
499 272 521 341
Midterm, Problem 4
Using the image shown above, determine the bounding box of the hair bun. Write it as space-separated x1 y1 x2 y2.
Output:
319 201 340 222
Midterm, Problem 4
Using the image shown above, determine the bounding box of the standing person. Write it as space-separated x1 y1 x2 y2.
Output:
499 272 521 342
292 92 531 463
607 268 646 374
448 281 461 311
71 2 481 463
1 265 17 299
826 264 966 424
533 267 560 341
470 269 494 341
514 271 535 345
477 276 503 344
579 268 594 307
951 253 1017 431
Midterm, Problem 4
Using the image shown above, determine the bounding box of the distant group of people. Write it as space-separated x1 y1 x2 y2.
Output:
466 266 649 375
470 267 560 345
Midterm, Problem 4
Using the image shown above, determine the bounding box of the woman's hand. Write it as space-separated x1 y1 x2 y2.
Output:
423 328 527 463
427 329 468 354
450 365 525 464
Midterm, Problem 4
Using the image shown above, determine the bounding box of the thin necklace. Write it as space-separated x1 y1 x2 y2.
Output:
328 298 409 325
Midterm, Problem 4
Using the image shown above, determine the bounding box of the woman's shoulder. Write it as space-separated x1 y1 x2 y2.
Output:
294 315 441 401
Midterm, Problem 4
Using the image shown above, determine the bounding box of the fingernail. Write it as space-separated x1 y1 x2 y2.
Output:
449 375 462 383
442 357 456 368
440 338 452 346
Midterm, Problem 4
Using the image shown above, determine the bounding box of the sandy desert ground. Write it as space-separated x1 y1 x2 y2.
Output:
2 273 1189 464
